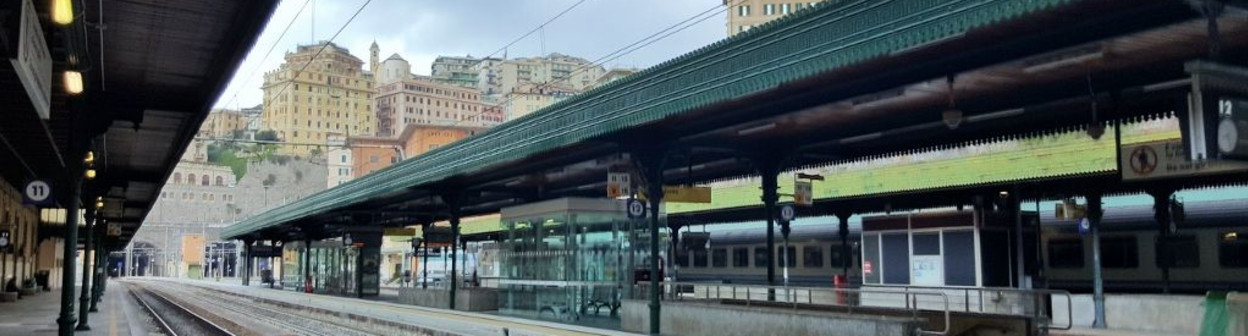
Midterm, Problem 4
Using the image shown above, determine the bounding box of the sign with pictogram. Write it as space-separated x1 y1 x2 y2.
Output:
1121 140 1248 181
794 180 813 206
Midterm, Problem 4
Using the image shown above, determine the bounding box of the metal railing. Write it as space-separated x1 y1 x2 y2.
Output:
649 282 952 336
875 285 1073 331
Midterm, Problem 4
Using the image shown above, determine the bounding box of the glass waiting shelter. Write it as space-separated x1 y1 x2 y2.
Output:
496 197 666 324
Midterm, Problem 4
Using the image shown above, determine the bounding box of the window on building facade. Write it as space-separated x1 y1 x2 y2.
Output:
215 176 225 186
187 174 196 184
201 175 209 186
738 5 750 16
764 3 775 15
781 3 791 14
174 172 182 184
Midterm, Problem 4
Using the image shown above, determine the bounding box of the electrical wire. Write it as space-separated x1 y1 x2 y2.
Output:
450 0 741 127
217 0 314 122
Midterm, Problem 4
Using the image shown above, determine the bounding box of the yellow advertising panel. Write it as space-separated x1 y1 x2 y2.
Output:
383 227 417 236
182 234 205 265
662 185 712 203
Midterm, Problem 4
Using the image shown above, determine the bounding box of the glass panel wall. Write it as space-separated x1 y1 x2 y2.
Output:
497 200 665 326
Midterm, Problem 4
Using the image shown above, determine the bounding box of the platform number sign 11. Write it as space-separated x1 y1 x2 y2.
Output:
23 180 52 206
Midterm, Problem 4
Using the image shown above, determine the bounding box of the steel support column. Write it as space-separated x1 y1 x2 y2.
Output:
835 211 852 278
89 227 102 312
422 222 430 289
1013 186 1026 288
75 205 94 330
1087 193 1106 328
757 160 780 301
302 238 311 293
57 177 81 336
242 240 253 286
634 149 666 336
443 193 463 310
1148 188 1175 294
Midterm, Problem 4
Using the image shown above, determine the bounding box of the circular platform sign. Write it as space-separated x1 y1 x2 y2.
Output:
23 180 52 206
626 198 646 219
779 204 796 222
1078 217 1091 235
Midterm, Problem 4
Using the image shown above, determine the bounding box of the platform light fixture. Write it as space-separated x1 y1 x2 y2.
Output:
85 168 96 180
95 196 104 209
64 71 84 94
52 0 74 25
84 151 94 164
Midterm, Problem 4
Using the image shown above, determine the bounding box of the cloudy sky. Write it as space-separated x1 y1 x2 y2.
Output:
212 0 728 109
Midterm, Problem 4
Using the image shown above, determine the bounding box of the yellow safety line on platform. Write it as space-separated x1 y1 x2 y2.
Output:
109 295 118 336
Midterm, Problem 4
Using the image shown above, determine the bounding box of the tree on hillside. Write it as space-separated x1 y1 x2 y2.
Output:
256 130 279 142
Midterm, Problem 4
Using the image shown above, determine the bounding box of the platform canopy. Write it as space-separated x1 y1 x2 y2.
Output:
1 0 279 250
225 0 1248 241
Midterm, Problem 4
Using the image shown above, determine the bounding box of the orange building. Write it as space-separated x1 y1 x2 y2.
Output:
348 136 402 178
346 124 487 179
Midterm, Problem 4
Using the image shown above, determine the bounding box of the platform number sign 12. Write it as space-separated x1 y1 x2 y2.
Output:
626 198 646 219
23 180 52 206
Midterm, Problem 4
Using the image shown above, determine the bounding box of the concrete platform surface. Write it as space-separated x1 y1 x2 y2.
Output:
0 283 149 336
1051 327 1194 336
150 276 642 336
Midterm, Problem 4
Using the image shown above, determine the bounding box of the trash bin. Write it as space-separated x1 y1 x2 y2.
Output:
35 270 49 291
833 275 848 305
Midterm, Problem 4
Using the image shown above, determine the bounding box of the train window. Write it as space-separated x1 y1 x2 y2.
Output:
693 249 708 267
712 249 727 268
754 247 770 268
733 248 749 267
675 249 689 267
1047 239 1084 269
1155 235 1199 268
778 246 796 267
829 246 847 269
1102 236 1139 268
1219 231 1248 268
804 246 824 268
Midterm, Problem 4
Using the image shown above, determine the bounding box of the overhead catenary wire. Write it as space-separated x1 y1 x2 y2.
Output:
450 0 743 127
217 0 314 115
260 0 374 119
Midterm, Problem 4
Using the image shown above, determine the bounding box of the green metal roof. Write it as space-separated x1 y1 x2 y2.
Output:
224 0 1079 239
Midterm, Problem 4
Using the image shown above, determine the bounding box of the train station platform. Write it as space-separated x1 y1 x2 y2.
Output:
150 277 640 336
0 285 148 336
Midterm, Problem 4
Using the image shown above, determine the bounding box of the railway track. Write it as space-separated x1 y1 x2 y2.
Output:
127 283 235 336
129 280 383 336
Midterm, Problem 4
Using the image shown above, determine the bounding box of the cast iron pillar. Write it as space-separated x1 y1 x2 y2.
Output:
757 159 781 301
57 176 81 336
75 206 95 330
1148 188 1175 294
89 225 102 312
834 211 852 279
1087 193 1106 328
633 148 666 336
443 192 463 310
